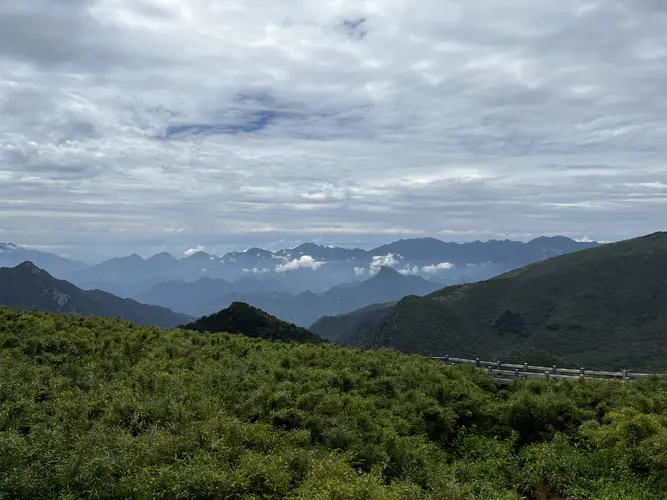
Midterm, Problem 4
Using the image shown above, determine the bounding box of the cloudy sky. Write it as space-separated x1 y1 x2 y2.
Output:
1 0 666 261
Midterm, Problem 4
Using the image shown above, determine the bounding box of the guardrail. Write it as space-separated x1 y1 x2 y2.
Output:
428 355 653 384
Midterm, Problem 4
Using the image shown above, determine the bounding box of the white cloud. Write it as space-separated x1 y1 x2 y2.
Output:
622 182 667 189
421 262 456 273
369 253 401 274
398 265 420 275
243 267 270 274
184 245 204 256
353 266 366 276
275 255 324 273
1 0 666 257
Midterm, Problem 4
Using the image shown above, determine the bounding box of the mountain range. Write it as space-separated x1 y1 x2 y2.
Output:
324 232 667 371
0 243 88 275
7 231 667 371
135 265 442 327
0 261 190 328
1 236 601 330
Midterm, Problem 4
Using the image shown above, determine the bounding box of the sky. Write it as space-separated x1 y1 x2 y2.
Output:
1 0 666 261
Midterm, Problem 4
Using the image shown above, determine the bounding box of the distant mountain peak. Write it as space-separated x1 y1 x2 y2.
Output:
150 251 175 258
373 266 402 278
15 260 46 275
244 248 274 257
186 251 212 260
111 253 145 263
147 251 177 263
293 242 322 251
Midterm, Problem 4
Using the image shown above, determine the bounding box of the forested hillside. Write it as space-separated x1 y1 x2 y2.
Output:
0 262 190 328
309 301 395 342
344 232 667 371
181 301 326 344
2 308 667 499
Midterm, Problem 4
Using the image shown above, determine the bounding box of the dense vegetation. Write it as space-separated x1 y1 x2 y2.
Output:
309 301 394 341
0 261 190 328
344 232 667 371
181 301 326 344
3 309 667 499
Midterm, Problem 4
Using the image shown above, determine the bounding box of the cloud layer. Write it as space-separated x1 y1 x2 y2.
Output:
275 255 324 273
184 245 205 257
369 253 401 274
1 0 667 260
421 262 456 273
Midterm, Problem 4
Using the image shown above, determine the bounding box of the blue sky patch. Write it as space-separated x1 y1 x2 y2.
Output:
164 110 280 138
340 18 368 40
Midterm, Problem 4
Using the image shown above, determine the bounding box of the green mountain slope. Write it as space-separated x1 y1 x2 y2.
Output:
0 261 190 328
3 308 667 499
344 232 667 371
181 301 326 344
309 301 396 342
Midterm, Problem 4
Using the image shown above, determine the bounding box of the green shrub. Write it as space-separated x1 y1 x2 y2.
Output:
2 308 667 498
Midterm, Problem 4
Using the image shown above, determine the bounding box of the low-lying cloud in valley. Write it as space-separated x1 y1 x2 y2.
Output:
243 267 270 274
421 262 456 273
275 255 324 273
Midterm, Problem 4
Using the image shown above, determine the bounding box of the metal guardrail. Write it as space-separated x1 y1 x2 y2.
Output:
429 355 653 384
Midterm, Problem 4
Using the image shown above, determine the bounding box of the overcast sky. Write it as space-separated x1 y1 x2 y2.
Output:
1 0 666 261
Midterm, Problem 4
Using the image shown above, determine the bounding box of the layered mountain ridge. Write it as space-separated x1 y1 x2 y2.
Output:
2 236 600 297
2 236 600 327
332 232 667 371
0 261 190 328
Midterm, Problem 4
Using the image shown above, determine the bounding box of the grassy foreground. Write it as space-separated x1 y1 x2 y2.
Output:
2 309 667 499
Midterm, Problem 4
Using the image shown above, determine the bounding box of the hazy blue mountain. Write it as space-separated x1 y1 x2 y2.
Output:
368 236 599 267
135 276 290 317
0 243 87 277
274 243 368 262
134 278 234 315
145 251 179 271
321 266 441 315
136 265 443 327
0 262 190 328
19 236 600 299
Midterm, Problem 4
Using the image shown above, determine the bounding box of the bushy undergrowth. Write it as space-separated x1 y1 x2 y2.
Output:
2 308 667 499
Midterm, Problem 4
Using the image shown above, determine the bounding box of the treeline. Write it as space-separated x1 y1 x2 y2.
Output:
1 308 667 499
